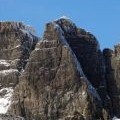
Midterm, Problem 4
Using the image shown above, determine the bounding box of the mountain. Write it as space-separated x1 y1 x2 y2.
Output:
0 18 119 120
0 22 38 117
103 45 120 118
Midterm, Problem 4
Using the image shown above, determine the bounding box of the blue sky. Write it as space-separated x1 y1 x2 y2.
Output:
0 0 120 49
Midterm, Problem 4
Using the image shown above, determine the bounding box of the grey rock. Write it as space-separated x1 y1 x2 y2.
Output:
103 45 120 118
0 22 38 115
9 21 105 120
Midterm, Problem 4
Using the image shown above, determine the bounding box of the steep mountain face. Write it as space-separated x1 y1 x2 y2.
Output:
9 19 107 120
55 18 111 112
0 18 119 120
103 45 120 118
0 22 38 114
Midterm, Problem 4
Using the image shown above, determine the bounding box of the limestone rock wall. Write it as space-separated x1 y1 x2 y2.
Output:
55 18 111 116
103 45 120 118
1 18 119 120
9 21 105 120
0 22 38 114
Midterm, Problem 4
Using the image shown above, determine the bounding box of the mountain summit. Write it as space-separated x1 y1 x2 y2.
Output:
0 18 120 120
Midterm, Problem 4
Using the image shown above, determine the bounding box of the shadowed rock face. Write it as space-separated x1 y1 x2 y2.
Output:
9 20 106 120
0 22 38 114
55 18 105 91
55 18 111 115
103 45 120 118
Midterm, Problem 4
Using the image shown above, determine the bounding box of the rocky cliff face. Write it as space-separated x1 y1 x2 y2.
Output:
0 22 38 114
9 20 105 120
103 44 120 118
55 18 111 112
0 18 119 120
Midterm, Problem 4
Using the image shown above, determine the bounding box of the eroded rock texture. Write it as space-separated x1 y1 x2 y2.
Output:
0 22 38 114
55 18 111 117
103 44 120 118
9 20 107 120
2 18 120 120
56 19 106 93
0 114 25 120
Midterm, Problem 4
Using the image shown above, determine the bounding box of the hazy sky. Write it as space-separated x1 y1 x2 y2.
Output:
0 0 120 49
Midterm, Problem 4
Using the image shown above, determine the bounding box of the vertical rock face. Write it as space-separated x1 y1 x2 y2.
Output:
55 18 111 114
9 20 106 120
0 22 38 114
103 44 120 118
2 18 120 119
0 22 38 71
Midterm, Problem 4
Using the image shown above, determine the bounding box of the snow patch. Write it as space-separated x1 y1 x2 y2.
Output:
0 69 18 76
55 16 71 22
59 16 70 20
14 45 20 48
112 117 120 120
82 91 86 96
34 48 40 51
35 47 57 51
0 87 13 114
0 60 10 67
73 53 85 76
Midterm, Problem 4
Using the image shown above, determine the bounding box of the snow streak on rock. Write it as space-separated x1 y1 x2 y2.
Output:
0 87 13 113
112 117 120 120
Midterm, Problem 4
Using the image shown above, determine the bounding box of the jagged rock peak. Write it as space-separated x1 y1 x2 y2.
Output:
54 17 100 51
44 21 101 99
9 19 106 120
0 21 36 35
0 18 115 119
54 16 77 32
0 21 38 114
